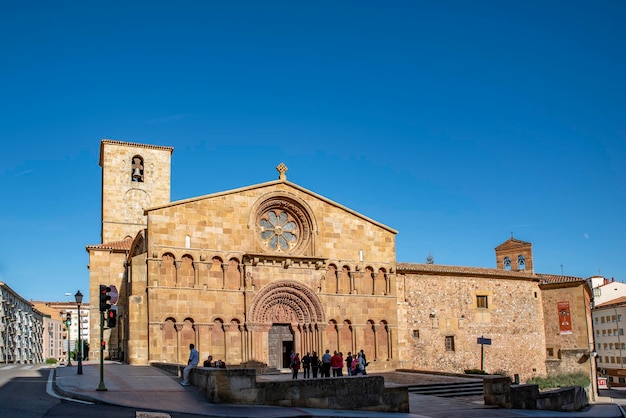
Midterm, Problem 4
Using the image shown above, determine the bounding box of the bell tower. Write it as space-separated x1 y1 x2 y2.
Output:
495 237 533 273
99 139 174 243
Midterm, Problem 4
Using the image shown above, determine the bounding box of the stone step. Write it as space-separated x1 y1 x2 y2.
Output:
408 381 484 398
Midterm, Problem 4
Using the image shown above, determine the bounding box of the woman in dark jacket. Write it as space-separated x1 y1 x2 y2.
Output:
310 351 320 378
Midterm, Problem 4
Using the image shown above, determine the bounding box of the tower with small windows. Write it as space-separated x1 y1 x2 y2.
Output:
495 237 533 273
99 139 173 243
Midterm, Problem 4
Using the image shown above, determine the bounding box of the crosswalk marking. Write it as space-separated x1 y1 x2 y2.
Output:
0 364 49 371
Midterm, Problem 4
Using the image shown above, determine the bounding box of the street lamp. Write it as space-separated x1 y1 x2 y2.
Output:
75 290 83 375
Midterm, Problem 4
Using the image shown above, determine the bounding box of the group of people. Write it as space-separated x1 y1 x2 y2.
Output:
289 349 369 379
180 344 226 386
181 343 369 385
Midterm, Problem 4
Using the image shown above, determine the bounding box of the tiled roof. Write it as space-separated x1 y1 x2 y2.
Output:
396 262 536 279
99 139 174 166
537 274 585 285
594 296 626 309
86 237 133 252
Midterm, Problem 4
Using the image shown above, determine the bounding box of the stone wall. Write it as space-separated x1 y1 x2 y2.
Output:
484 376 589 412
151 363 409 413
397 266 547 382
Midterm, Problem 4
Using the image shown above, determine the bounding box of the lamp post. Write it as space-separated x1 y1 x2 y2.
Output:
75 290 83 375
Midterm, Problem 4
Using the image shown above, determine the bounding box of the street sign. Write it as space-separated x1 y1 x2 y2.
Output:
477 337 492 345
108 285 119 305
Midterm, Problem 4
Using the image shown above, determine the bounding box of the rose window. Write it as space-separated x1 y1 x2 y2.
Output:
259 210 298 252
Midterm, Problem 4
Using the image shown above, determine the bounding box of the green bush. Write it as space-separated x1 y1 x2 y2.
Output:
527 372 590 389
464 369 488 375
45 358 57 364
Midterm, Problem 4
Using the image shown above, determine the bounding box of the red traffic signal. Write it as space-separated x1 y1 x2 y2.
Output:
107 307 117 328
99 285 111 312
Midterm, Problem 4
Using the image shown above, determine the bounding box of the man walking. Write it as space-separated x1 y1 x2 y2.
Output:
181 343 199 385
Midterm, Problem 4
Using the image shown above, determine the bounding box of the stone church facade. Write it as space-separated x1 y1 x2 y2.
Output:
87 139 595 385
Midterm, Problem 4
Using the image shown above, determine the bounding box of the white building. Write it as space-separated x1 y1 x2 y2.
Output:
31 301 91 361
593 296 626 386
588 276 626 307
1 282 44 364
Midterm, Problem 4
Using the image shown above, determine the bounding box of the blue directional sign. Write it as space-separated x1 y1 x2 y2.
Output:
477 337 492 345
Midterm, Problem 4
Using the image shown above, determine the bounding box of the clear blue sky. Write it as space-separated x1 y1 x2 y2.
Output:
1 1 624 303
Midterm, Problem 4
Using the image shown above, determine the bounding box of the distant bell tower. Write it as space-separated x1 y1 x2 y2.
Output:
495 237 533 273
99 139 173 243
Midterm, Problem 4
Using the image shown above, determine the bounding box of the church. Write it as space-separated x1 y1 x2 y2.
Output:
87 139 595 385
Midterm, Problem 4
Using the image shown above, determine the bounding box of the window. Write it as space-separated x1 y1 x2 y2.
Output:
131 156 144 182
477 295 488 309
605 343 609 350
601 317 606 323
619 315 623 322
413 330 419 338
517 255 525 270
613 315 617 322
609 343 613 349
547 348 554 357
595 317 599 323
445 336 455 351
596 330 600 336
620 329 624 336
503 257 511 270
611 357 616 364
603 330 607 336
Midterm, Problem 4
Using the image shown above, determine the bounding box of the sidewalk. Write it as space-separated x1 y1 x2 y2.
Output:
52 362 626 418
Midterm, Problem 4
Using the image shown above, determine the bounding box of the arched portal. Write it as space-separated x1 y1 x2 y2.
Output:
248 280 325 368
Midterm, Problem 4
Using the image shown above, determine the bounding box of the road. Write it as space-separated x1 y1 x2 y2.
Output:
0 364 197 418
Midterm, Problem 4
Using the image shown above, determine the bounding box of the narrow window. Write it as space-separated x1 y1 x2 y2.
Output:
620 329 624 336
477 295 488 309
445 336 455 352
547 348 554 357
517 255 525 270
503 257 511 270
131 156 144 182
413 330 419 338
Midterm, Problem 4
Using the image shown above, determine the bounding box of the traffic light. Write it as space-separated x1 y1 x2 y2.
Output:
99 285 111 312
65 311 71 327
106 307 117 328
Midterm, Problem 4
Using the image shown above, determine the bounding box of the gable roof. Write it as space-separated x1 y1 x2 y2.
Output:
144 179 398 234
86 236 133 252
495 237 532 251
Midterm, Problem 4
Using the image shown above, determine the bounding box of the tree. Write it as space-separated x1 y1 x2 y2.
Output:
425 253 435 264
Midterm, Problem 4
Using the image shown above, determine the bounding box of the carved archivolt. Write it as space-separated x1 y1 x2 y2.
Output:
249 280 325 324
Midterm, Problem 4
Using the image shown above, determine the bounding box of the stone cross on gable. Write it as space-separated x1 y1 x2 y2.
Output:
277 162 288 180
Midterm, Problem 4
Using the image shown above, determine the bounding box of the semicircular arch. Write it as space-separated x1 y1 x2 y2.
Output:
249 280 325 324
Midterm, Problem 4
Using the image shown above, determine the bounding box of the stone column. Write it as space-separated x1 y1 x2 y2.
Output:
239 324 246 363
221 263 227 290
174 260 182 287
222 323 230 363
317 323 328 355
192 261 200 288
372 324 378 361
175 323 184 364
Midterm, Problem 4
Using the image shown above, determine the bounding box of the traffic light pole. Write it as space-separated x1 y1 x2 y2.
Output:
97 310 107 391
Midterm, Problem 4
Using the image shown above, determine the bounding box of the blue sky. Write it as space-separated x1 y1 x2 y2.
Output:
1 1 624 303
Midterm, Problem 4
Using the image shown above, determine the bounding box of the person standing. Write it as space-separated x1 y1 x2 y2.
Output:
345 352 353 376
181 343 199 385
311 351 320 378
291 352 301 379
302 352 311 378
359 350 367 375
321 349 332 377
